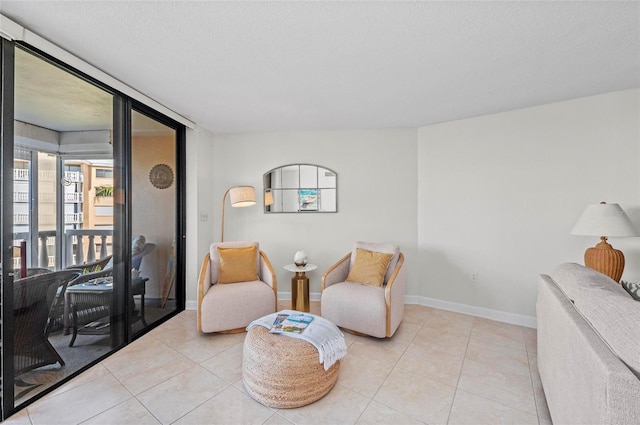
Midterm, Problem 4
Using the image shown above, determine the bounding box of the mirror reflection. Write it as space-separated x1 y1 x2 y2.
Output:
264 164 337 213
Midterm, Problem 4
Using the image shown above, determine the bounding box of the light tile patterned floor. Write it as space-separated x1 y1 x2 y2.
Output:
6 302 552 425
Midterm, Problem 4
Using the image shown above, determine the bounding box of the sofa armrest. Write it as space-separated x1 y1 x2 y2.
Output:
322 253 351 289
537 274 640 424
197 253 211 332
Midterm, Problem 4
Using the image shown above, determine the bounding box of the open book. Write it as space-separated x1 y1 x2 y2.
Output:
270 313 314 334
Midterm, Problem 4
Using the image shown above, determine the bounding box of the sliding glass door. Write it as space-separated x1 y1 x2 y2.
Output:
130 109 180 336
8 45 120 409
1 42 184 418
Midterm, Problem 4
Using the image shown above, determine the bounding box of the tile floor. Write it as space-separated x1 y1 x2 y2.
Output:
5 302 552 425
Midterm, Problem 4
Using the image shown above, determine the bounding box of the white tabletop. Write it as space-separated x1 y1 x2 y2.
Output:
283 263 318 273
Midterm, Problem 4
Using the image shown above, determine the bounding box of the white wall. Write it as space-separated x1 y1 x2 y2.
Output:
131 135 175 299
209 129 419 297
186 89 639 326
417 89 640 319
185 126 216 304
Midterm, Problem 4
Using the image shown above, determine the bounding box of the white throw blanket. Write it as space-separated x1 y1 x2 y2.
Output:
247 310 347 370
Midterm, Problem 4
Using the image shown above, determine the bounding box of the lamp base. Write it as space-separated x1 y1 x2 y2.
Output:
584 238 625 283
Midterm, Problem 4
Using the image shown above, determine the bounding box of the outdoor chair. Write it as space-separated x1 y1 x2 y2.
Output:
62 239 155 335
13 270 80 376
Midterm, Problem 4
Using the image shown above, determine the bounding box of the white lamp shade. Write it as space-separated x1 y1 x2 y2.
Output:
264 191 274 206
229 186 256 207
570 203 638 237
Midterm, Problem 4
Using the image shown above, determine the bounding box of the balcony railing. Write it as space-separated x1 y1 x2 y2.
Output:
64 192 83 203
64 213 83 224
13 229 113 269
39 192 55 203
14 213 29 224
64 170 83 183
39 170 56 181
13 230 56 269
65 229 112 267
13 191 29 202
39 214 56 225
14 169 29 180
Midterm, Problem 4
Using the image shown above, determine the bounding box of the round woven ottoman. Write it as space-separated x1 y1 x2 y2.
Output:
242 326 340 408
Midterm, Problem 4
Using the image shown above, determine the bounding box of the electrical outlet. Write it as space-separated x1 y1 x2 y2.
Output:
471 272 479 282
200 211 209 221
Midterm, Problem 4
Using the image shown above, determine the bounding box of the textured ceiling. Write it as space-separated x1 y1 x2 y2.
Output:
2 1 639 134
14 48 113 132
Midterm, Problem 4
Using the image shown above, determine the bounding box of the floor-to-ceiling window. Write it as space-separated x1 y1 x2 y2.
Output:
1 41 185 419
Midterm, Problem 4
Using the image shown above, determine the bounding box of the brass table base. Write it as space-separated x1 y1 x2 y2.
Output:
291 272 310 312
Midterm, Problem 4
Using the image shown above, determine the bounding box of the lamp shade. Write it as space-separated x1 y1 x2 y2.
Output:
221 185 256 242
571 202 637 282
264 191 274 206
229 186 256 207
570 203 638 237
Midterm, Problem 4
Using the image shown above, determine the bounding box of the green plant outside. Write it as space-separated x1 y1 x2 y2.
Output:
94 185 114 200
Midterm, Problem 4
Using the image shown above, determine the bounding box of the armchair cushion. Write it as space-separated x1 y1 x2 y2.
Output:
131 235 146 256
346 248 393 287
322 282 387 337
200 280 275 332
217 246 260 284
351 241 400 284
209 241 260 285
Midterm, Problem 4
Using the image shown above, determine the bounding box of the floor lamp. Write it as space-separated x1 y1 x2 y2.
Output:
571 202 638 282
221 186 256 242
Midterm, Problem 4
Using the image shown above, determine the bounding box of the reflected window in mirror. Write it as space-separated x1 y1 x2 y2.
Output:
264 164 337 213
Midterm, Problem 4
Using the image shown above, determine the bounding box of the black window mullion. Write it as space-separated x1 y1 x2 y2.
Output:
1 36 16 421
111 95 131 348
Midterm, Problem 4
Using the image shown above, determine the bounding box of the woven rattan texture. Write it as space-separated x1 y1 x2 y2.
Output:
242 326 340 408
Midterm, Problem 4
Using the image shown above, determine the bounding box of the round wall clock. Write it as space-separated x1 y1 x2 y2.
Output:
149 163 174 189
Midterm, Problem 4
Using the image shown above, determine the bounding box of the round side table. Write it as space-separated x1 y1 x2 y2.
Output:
283 263 317 312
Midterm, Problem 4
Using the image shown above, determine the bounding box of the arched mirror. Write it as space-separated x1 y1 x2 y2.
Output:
264 164 337 213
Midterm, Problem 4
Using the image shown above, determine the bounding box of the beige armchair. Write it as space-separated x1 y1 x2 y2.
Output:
197 241 277 333
321 241 405 338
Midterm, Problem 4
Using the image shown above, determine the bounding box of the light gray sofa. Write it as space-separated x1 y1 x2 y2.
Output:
537 263 640 425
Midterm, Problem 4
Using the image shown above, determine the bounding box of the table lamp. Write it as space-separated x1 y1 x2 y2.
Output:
221 185 256 242
570 202 638 282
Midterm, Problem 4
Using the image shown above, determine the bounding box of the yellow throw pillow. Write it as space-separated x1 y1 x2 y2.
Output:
217 246 259 284
346 248 393 287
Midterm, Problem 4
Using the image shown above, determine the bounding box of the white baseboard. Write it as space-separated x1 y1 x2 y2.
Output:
405 295 537 329
185 300 197 310
277 291 322 302
186 292 537 328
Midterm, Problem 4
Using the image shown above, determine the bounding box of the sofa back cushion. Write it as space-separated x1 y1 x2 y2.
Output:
574 288 640 377
549 262 628 301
